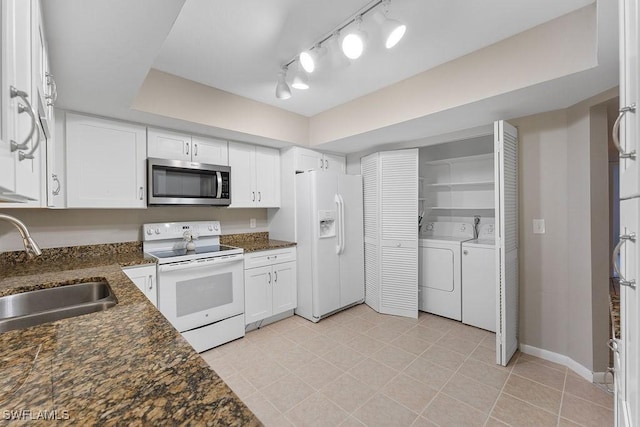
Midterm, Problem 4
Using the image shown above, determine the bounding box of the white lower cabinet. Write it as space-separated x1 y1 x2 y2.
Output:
244 247 296 325
122 264 157 307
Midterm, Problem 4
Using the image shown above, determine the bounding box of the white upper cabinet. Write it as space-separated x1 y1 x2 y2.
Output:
228 142 280 208
191 136 228 165
0 0 44 203
293 146 345 173
66 113 146 208
148 128 228 165
147 128 191 161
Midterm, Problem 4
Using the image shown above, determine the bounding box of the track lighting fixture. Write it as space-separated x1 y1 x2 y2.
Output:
341 16 367 60
291 64 309 90
275 0 406 99
275 67 291 99
374 0 406 48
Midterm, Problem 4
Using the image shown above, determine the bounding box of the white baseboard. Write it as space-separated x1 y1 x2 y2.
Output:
519 343 596 382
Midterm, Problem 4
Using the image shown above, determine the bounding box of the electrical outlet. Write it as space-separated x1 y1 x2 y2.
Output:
250 218 256 228
533 219 545 234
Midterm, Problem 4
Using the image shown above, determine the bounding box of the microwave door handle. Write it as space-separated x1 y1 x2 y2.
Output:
216 171 222 198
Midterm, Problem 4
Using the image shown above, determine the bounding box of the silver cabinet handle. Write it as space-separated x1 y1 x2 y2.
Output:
252 191 256 202
605 367 615 393
268 272 271 284
325 159 329 169
185 142 189 156
613 104 636 159
45 72 57 106
148 275 153 290
51 174 61 196
194 143 198 157
612 233 636 289
139 186 144 200
258 191 261 202
9 86 41 160
320 158 324 169
274 270 278 283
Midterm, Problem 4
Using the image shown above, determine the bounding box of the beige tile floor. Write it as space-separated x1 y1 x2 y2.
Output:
201 304 613 427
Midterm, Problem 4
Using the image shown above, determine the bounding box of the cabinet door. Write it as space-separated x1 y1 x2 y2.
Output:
228 141 256 207
255 146 280 207
244 266 272 324
147 128 190 161
192 136 228 165
323 153 346 173
66 114 146 208
272 261 297 314
0 0 17 195
294 147 323 172
122 265 157 307
12 0 40 202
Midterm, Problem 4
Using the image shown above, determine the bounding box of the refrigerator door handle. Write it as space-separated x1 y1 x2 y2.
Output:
338 194 346 255
335 195 342 255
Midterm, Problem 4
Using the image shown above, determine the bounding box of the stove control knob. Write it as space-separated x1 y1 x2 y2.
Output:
155 227 160 235
146 228 153 236
208 225 213 231
213 223 219 231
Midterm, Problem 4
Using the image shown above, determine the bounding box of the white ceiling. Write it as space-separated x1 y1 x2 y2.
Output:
152 0 595 117
42 0 616 153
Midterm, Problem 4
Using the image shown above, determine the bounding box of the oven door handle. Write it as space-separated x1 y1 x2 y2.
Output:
158 255 243 272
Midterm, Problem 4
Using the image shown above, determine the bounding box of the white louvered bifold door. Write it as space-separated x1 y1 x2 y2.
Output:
362 153 380 311
495 120 519 366
379 149 419 318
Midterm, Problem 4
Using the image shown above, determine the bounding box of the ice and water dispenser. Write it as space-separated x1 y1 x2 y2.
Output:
318 210 336 238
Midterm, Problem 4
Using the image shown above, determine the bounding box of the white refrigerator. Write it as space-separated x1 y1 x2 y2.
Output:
295 171 365 322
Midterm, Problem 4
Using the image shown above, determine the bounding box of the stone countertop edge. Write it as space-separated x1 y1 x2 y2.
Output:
0 261 261 425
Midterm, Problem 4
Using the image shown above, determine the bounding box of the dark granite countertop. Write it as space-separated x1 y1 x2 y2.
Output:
221 232 296 253
0 243 260 426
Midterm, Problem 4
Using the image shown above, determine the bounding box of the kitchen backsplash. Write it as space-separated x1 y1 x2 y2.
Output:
0 207 268 252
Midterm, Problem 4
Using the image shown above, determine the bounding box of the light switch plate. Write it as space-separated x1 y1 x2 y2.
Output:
250 218 256 228
533 219 545 234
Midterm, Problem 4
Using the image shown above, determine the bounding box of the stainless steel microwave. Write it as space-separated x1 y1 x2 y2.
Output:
147 158 231 206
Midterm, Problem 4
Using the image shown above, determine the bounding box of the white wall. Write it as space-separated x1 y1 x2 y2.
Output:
0 207 267 251
513 88 616 372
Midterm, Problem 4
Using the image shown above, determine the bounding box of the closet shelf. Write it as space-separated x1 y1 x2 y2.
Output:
424 180 494 188
429 206 495 210
423 153 493 165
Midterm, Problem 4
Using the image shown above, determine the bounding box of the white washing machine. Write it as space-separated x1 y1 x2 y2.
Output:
461 224 496 332
419 222 474 321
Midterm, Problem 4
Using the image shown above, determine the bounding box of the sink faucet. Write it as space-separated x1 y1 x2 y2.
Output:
0 213 42 257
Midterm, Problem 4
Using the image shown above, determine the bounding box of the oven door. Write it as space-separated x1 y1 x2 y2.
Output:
156 254 244 332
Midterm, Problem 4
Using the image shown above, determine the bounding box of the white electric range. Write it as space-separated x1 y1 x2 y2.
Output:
143 221 244 352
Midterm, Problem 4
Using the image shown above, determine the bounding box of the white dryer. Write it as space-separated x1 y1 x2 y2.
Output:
419 222 474 321
461 224 496 332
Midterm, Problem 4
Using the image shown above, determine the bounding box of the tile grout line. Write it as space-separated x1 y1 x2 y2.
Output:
556 368 568 427
483 350 521 427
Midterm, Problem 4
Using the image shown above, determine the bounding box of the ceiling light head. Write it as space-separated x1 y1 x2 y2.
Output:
291 64 309 90
299 50 315 73
328 31 350 69
275 67 291 100
373 1 406 49
341 16 367 60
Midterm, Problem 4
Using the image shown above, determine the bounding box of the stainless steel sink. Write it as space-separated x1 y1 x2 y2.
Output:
0 281 117 332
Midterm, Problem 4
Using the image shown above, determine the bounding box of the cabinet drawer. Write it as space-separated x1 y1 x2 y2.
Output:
244 247 296 269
